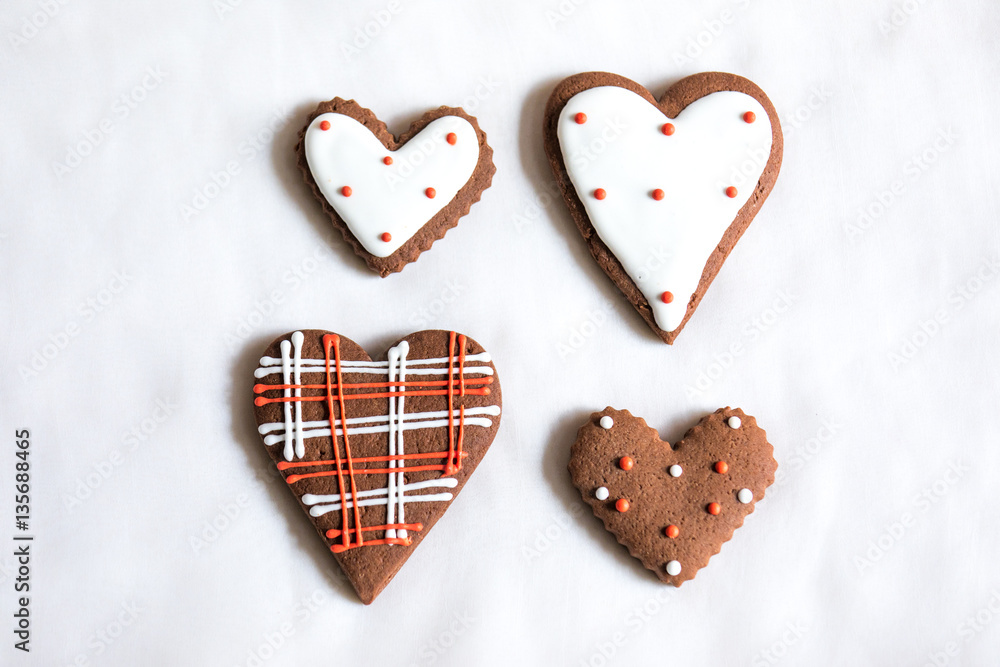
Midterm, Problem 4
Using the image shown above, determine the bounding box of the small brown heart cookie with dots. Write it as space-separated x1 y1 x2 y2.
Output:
568 407 776 585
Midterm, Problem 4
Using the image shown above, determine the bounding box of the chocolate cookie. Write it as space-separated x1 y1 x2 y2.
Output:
296 99 495 276
252 329 502 603
568 407 776 585
543 72 783 344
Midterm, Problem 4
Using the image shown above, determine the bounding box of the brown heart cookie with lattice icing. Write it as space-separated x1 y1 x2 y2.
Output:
252 329 501 603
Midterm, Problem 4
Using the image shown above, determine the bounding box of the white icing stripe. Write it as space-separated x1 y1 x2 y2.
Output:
304 113 481 257
254 364 493 379
258 351 492 368
396 344 408 538
291 331 305 460
259 416 497 447
280 339 294 462
308 493 455 518
257 406 502 436
302 478 459 506
557 86 773 332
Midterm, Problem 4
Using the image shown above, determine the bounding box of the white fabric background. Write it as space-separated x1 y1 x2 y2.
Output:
1 1 999 665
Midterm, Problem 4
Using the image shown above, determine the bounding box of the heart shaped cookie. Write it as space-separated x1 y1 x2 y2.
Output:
544 72 783 344
568 407 776 585
252 329 502 603
296 99 495 277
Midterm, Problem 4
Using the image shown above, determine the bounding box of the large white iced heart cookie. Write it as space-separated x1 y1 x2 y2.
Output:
544 72 783 344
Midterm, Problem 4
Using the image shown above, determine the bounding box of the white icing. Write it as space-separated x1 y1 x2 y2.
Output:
255 351 492 378
599 416 614 429
257 409 499 445
668 464 682 478
557 87 773 332
303 478 459 517
304 113 481 257
665 560 682 576
728 416 742 429
737 488 753 504
291 331 305 460
385 342 408 538
279 339 294 462
595 486 610 500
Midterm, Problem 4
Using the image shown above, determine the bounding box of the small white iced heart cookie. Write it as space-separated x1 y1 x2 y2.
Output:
545 73 782 344
297 99 495 276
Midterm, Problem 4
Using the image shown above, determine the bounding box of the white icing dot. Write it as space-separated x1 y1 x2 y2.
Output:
738 488 753 504
599 416 614 430
595 486 610 501
665 560 682 576
728 416 741 429
668 464 683 478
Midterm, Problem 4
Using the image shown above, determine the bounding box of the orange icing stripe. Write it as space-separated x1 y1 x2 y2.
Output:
331 335 364 547
286 463 448 484
277 451 468 471
326 523 423 538
321 334 351 550
331 538 411 553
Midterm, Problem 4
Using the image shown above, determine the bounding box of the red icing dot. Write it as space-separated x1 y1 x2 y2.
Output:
726 186 738 198
319 120 331 131
743 111 756 124
660 291 674 304
446 132 457 145
714 461 728 474
652 189 665 201
707 502 721 516
619 456 634 471
594 188 607 200
425 187 436 199
383 156 393 165
340 186 352 197
665 525 680 539
616 498 630 513
575 112 587 124
662 123 675 136
380 232 392 243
